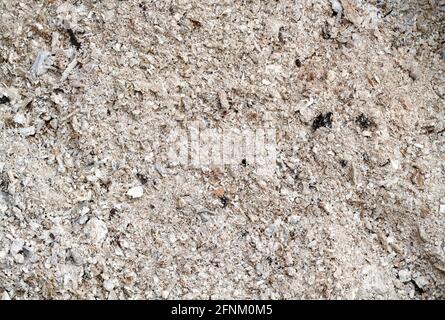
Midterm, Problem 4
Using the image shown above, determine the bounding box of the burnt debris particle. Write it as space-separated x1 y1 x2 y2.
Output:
67 28 81 50
340 159 348 167
356 113 374 130
312 112 333 131
241 159 247 167
0 95 10 105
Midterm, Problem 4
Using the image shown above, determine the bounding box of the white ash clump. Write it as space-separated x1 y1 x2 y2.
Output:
127 186 144 199
398 269 412 283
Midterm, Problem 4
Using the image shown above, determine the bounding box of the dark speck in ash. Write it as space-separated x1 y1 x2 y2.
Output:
0 95 10 105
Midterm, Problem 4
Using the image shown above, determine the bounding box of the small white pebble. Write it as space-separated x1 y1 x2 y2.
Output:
327 70 336 81
0 194 8 214
218 90 229 109
176 197 186 209
10 239 25 255
1 291 10 300
18 126 35 137
127 186 144 198
77 215 89 225
439 204 445 214
331 0 342 12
